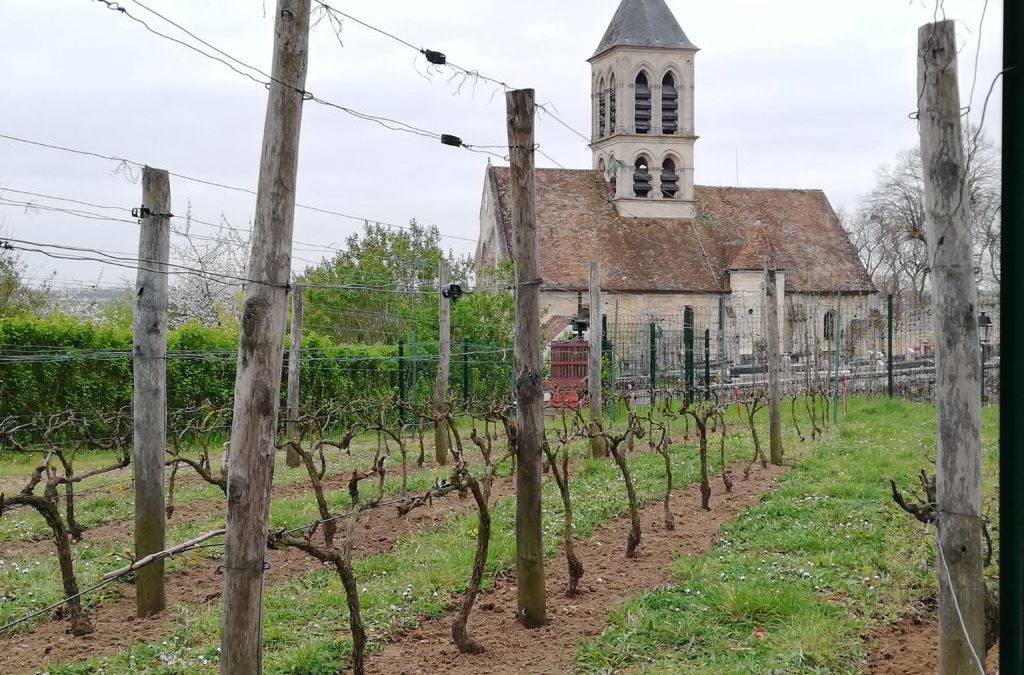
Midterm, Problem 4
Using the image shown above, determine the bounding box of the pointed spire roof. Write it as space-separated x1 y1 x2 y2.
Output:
591 0 698 59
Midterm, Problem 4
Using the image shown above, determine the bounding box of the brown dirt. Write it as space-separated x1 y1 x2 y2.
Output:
366 461 785 675
868 614 1000 675
0 482 503 675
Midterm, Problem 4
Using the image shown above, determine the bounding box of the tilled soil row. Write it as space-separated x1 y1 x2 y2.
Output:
366 461 785 675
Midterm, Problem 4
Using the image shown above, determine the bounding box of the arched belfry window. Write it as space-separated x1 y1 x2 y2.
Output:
662 73 678 134
634 72 651 134
661 158 679 198
609 75 617 132
633 156 652 198
597 78 606 138
608 154 617 194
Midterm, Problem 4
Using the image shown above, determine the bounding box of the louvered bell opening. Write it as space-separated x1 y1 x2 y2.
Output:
662 79 678 134
661 162 679 198
635 74 651 134
634 161 652 198
599 96 607 138
609 90 617 130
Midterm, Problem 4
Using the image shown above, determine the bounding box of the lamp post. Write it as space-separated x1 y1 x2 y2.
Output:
979 311 993 403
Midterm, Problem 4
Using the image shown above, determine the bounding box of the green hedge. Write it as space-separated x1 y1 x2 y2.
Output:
0 315 398 443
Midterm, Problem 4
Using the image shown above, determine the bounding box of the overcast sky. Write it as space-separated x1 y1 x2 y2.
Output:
0 0 1003 288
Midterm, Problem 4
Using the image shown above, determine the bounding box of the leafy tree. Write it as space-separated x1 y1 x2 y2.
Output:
0 224 43 317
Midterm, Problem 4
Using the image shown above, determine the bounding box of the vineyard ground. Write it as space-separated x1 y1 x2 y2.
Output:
572 398 1000 674
0 398 1000 674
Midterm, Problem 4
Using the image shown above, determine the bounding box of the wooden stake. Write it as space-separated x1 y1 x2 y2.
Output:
763 256 783 465
506 87 546 628
133 166 170 618
285 284 303 468
588 261 605 457
918 20 985 674
220 2 310 672
433 260 451 465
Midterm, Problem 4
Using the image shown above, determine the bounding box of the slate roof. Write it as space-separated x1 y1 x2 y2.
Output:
591 0 698 59
487 167 875 295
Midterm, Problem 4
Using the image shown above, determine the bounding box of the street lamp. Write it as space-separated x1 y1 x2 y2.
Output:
978 311 993 403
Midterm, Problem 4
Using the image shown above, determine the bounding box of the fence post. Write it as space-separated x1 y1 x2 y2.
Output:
764 258 784 465
506 87 546 628
832 292 842 424
887 293 894 398
398 339 406 427
683 306 694 399
285 284 303 468
133 166 170 618
704 328 711 398
649 322 657 395
718 295 727 382
588 261 604 457
220 2 310 669
461 337 469 403
609 299 619 423
433 260 451 465
919 20 985 670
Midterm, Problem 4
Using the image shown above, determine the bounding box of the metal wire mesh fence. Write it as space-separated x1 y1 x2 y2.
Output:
597 292 999 403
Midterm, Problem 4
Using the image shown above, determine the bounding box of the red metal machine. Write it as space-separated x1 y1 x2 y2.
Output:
545 339 589 408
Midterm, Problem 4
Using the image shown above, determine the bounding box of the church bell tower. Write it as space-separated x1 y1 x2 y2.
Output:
590 0 698 219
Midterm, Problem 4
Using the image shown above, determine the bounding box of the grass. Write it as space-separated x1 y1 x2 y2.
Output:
33 408 771 674
573 397 1000 674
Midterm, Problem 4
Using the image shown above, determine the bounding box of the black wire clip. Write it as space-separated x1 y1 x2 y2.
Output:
132 206 174 221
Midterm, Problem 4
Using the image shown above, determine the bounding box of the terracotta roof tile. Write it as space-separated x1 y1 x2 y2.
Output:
488 167 874 294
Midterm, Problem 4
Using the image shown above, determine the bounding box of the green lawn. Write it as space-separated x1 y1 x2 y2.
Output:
574 398 999 674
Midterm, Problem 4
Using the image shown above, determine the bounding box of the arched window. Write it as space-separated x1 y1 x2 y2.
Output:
824 310 836 342
634 72 651 134
609 75 617 132
661 158 679 198
633 156 652 198
608 154 617 194
662 72 678 134
597 77 607 138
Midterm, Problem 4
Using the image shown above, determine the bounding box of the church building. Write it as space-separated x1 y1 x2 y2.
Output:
474 0 876 362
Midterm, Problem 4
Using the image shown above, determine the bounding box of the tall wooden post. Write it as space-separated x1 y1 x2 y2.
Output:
506 87 546 628
918 20 985 674
433 260 451 465
133 166 170 618
220 2 310 672
887 293 894 398
285 284 303 468
764 257 783 465
683 307 694 398
588 261 604 457
1001 1 1024 669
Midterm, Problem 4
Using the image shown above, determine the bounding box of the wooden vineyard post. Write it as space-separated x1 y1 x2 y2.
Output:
764 255 783 465
285 284 303 468
918 19 985 674
133 166 170 618
433 260 451 465
220 2 310 672
506 87 546 628
588 261 604 458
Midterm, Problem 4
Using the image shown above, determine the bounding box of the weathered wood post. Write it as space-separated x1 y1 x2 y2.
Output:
285 284 303 468
506 87 546 628
764 255 783 465
133 166 170 618
918 19 985 674
433 260 451 465
220 2 310 672
588 261 605 457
